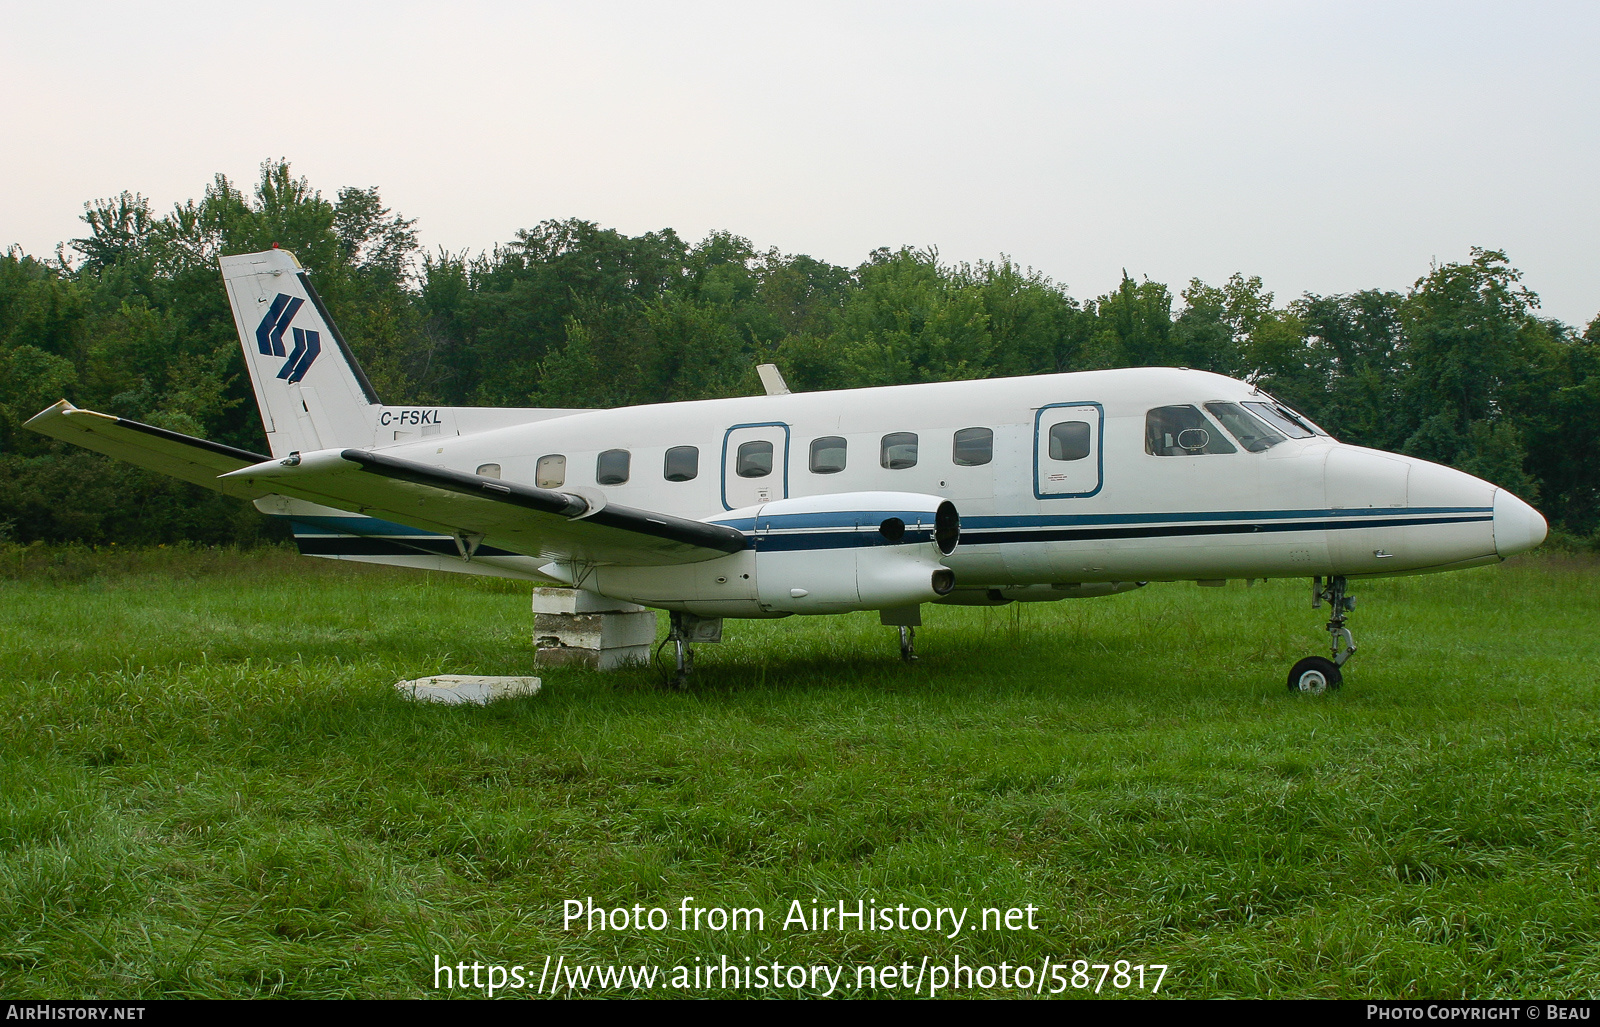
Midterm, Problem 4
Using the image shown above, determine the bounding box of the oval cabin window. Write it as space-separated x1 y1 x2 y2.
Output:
810 436 847 474
736 440 774 478
881 432 918 469
535 455 566 488
1048 421 1092 461
596 449 630 485
663 446 699 482
952 427 993 466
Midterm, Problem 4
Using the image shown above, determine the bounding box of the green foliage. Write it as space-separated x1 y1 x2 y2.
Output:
833 247 993 385
1086 272 1174 368
2 165 1595 543
1453 420 1539 500
1289 290 1405 448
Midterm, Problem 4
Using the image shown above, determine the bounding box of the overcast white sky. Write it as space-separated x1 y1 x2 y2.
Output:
3 1 1597 327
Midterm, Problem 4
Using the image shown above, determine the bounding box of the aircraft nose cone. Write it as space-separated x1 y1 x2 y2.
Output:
1493 488 1548 557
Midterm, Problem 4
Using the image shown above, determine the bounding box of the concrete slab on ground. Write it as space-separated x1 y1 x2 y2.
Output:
395 675 542 704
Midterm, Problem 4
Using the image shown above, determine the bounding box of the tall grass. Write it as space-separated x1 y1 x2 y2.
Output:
1 548 1596 997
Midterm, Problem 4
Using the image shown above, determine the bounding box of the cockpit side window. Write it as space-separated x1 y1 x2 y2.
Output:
1205 402 1284 452
1145 405 1237 456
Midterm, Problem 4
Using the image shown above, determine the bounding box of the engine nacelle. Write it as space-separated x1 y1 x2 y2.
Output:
746 492 958 614
578 492 959 617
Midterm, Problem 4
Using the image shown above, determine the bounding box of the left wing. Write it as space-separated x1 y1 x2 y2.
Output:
224 448 747 566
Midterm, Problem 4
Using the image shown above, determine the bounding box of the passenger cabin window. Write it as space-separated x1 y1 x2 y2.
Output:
736 440 773 478
1205 403 1284 452
476 463 502 479
663 446 699 482
1047 421 1091 461
952 427 993 466
596 449 630 485
535 454 566 488
1145 406 1236 456
881 432 918 469
810 436 847 474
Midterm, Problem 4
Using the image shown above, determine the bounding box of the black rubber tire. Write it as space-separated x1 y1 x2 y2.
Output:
1287 656 1342 693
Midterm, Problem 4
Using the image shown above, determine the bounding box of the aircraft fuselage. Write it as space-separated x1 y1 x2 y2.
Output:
270 366 1544 608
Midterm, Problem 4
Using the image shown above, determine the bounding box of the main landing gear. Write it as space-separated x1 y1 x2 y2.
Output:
880 607 922 663
669 634 694 689
662 612 722 689
1288 575 1356 693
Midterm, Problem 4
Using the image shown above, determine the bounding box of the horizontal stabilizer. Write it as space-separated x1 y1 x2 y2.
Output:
222 448 748 567
24 401 271 499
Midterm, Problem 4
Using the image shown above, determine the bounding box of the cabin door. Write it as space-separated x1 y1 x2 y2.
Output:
721 422 791 510
1034 402 1104 498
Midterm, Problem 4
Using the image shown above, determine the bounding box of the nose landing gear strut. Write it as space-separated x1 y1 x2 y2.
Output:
1289 575 1355 693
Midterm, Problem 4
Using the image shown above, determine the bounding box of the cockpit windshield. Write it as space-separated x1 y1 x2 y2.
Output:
1242 399 1330 439
1205 402 1284 452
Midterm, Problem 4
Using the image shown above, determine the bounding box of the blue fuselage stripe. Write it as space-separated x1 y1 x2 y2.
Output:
282 506 1494 559
960 506 1491 529
960 514 1491 546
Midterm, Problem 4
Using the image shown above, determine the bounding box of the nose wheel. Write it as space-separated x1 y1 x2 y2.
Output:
1287 655 1341 693
898 625 917 663
1290 576 1355 693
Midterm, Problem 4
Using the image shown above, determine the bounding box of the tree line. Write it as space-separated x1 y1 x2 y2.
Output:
2 161 1596 546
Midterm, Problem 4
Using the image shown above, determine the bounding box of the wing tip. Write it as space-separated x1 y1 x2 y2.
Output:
23 399 79 428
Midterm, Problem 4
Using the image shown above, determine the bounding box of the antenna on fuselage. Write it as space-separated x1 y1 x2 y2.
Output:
756 363 791 396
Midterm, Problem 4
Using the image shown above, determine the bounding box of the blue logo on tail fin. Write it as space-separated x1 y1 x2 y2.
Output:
255 294 319 381
278 327 322 383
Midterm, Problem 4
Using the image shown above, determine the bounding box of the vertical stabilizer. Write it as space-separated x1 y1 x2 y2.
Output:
220 249 381 457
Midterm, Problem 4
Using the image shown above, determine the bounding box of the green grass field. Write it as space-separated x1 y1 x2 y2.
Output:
2 545 1597 998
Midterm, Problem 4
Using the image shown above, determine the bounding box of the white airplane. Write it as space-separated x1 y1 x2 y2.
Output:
27 247 1548 691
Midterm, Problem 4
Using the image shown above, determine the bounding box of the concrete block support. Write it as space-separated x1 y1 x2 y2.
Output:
533 588 658 670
